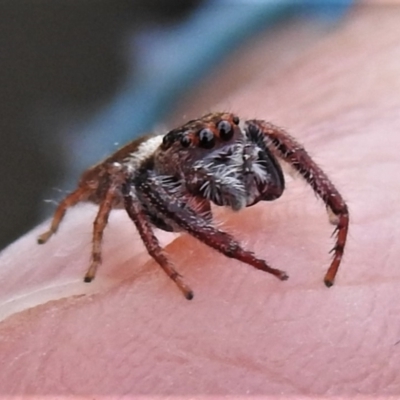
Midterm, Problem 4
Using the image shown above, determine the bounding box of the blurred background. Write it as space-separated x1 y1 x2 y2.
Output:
0 0 352 250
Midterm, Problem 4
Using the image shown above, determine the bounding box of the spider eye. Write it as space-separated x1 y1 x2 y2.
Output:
162 135 171 149
217 120 234 141
232 115 240 125
198 128 215 149
180 135 191 148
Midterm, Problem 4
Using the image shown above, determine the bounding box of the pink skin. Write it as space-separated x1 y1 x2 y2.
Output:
1 7 400 396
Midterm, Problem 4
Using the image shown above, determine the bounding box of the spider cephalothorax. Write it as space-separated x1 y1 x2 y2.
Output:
38 112 349 300
153 112 285 212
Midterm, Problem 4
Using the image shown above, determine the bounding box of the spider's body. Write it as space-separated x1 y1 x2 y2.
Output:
38 112 349 299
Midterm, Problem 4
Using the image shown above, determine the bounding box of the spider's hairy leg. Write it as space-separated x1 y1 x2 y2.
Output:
84 163 142 282
123 186 194 300
84 184 117 282
37 187 88 244
139 173 289 282
247 120 349 287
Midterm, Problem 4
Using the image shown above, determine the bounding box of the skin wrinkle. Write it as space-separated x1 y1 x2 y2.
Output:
1 6 400 396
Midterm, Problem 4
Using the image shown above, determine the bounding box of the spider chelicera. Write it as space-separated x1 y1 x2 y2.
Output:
38 112 349 299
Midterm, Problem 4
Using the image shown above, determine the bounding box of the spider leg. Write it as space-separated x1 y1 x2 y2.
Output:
135 173 289 284
84 163 131 282
246 120 349 286
84 184 116 282
37 187 88 244
123 185 194 300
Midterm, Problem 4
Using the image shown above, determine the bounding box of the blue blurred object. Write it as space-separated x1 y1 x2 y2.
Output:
67 0 352 179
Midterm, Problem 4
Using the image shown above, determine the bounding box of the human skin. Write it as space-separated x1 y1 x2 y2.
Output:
1 6 400 397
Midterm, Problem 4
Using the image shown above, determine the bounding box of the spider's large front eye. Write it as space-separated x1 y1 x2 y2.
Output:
217 120 234 141
198 128 215 149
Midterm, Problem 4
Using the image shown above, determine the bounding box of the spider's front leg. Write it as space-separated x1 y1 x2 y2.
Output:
123 182 194 300
246 120 349 287
132 171 288 293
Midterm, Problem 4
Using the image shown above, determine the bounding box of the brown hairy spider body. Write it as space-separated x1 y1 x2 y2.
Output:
38 112 349 300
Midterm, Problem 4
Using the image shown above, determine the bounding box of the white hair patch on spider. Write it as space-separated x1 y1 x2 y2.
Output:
124 135 164 169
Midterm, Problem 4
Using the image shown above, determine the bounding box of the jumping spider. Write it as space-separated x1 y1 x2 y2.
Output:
38 112 349 300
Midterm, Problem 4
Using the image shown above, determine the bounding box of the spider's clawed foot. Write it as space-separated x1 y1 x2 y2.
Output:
84 261 99 283
175 277 194 300
275 269 289 281
324 278 334 288
323 269 336 287
183 288 194 300
261 263 289 282
37 230 54 244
